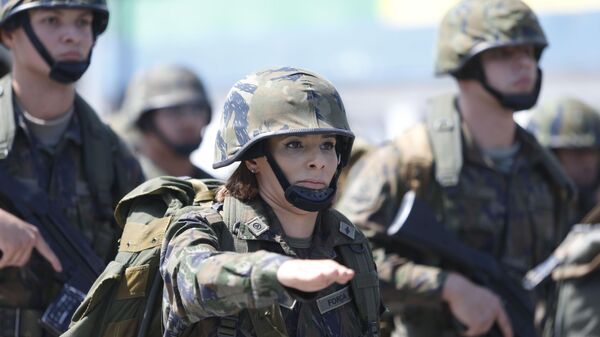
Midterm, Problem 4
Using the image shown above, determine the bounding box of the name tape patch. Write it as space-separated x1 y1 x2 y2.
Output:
316 286 352 314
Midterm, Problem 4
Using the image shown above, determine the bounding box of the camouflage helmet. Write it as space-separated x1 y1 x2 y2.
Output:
435 0 547 76
120 64 212 129
528 97 600 149
214 67 354 169
0 0 109 35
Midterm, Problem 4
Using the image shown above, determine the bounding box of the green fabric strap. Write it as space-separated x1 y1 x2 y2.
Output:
426 94 463 187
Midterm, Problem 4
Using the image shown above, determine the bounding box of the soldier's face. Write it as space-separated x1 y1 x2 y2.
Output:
251 134 339 208
152 104 209 145
555 148 600 188
2 8 94 77
480 45 538 94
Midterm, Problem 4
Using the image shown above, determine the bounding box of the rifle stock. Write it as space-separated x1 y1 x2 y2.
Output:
387 191 536 337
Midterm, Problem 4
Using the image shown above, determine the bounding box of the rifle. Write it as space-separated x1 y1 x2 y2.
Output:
386 191 536 337
0 164 105 336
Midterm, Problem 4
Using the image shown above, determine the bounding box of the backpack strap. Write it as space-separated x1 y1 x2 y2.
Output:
327 210 381 337
218 197 285 337
425 94 463 188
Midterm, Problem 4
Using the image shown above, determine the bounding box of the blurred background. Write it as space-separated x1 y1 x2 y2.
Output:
78 0 600 178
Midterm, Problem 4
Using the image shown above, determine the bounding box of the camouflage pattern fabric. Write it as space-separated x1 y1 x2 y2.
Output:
120 64 212 130
0 75 144 319
528 97 600 150
160 196 365 337
336 95 572 337
528 97 600 225
213 67 354 169
435 0 547 76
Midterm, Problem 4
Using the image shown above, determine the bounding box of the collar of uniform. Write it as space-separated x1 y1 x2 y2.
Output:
13 95 83 150
459 112 539 172
230 197 280 241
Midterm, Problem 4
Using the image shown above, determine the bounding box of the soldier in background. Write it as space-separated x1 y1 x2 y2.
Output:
0 0 144 336
117 64 213 179
528 97 600 224
524 223 600 337
336 0 573 336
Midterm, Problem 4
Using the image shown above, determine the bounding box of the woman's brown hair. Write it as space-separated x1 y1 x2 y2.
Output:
216 162 259 202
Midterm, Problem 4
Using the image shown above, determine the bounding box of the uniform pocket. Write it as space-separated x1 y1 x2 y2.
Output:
71 261 124 322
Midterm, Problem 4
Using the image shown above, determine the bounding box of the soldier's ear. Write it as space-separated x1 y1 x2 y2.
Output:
0 30 16 50
244 159 259 174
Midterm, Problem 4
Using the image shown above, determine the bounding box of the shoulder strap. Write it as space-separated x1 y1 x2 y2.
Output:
0 75 15 160
425 94 462 187
327 210 381 337
217 197 285 337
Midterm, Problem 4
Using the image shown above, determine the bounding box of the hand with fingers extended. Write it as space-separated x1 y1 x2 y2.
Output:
442 272 513 337
276 259 355 292
0 208 62 272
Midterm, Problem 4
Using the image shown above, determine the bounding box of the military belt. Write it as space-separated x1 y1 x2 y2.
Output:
0 308 42 337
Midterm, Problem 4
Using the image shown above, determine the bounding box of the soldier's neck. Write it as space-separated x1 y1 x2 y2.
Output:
458 89 516 150
259 190 317 239
11 68 76 120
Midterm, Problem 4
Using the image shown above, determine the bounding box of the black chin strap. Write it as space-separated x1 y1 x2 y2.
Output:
264 150 340 212
22 16 93 84
478 66 543 112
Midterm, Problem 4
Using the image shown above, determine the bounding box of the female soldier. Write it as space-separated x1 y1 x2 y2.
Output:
160 67 380 337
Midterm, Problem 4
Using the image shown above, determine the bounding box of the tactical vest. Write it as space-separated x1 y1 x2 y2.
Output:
62 176 380 337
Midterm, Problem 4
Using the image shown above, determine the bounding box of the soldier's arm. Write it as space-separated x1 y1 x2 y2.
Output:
335 142 447 307
160 210 293 324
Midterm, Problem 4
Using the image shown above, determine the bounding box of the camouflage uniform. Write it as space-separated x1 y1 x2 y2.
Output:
528 97 600 223
337 1 572 336
160 68 380 337
116 64 214 180
0 1 144 335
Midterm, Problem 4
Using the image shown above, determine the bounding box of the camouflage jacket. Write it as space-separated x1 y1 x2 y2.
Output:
160 196 369 337
336 95 573 335
0 75 144 311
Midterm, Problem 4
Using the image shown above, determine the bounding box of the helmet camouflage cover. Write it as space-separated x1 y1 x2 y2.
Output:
435 0 547 76
214 67 354 169
121 64 212 128
0 0 109 34
528 97 600 149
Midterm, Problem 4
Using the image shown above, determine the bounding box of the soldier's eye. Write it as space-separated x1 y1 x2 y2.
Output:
284 141 302 149
321 141 336 151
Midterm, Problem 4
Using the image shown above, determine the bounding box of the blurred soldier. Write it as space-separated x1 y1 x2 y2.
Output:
336 136 374 202
0 0 144 336
118 64 214 179
336 0 573 336
529 97 600 223
524 224 600 337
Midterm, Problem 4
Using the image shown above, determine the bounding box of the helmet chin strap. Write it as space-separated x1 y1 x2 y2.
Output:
264 150 340 212
478 67 543 112
150 123 201 157
22 16 93 84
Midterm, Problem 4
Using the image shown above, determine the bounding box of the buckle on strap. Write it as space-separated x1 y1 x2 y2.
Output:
0 308 42 337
